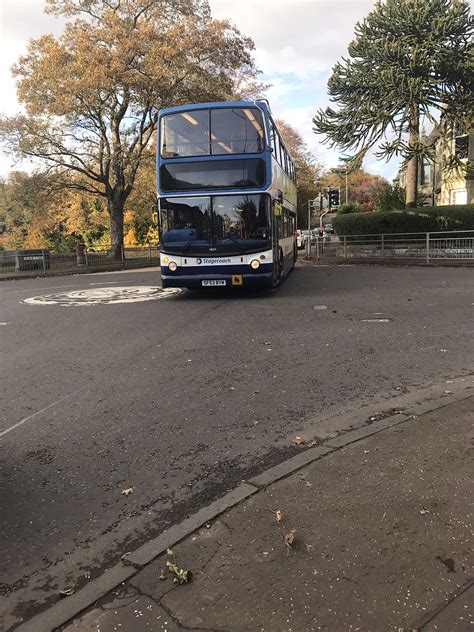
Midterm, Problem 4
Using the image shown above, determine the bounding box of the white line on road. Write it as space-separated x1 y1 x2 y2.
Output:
11 284 84 293
361 318 391 322
0 386 88 439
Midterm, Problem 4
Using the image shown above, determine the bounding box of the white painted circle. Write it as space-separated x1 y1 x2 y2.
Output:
23 286 182 306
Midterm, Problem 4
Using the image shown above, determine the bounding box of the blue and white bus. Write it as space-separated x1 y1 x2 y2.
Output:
157 100 297 289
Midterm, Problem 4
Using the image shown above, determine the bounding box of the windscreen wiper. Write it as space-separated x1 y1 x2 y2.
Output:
181 239 195 252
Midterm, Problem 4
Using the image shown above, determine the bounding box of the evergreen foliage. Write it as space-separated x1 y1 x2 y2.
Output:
337 203 362 214
333 205 474 235
313 0 473 206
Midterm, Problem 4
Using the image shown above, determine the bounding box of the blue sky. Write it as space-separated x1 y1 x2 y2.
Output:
0 0 401 180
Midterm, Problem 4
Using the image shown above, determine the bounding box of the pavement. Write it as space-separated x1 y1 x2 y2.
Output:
50 393 473 632
1 264 473 630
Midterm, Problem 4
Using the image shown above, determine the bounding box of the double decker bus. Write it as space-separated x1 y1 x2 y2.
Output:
157 100 297 289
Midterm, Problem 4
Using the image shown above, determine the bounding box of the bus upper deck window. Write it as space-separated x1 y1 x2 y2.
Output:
211 108 264 155
161 111 209 158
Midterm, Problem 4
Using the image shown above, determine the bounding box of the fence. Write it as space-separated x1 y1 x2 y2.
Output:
311 230 474 264
0 245 160 276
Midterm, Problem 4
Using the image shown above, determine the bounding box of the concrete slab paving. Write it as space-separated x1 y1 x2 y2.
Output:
63 594 181 632
421 584 474 631
62 396 473 632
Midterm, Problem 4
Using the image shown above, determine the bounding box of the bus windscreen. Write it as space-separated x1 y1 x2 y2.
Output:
160 194 271 248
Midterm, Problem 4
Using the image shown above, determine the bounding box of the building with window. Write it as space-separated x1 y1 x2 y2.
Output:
395 121 473 206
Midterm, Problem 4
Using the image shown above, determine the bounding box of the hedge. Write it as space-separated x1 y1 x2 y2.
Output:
337 202 362 214
333 205 474 236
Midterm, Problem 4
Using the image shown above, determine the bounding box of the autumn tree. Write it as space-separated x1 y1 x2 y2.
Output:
1 171 110 249
277 120 322 226
123 148 158 245
0 0 263 259
320 168 389 211
1 171 58 249
313 0 473 208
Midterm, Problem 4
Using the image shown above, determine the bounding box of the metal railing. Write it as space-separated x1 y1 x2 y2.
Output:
313 230 474 264
0 245 160 276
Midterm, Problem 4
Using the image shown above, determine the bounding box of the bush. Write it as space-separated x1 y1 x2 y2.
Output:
333 205 474 236
373 183 405 212
337 202 362 214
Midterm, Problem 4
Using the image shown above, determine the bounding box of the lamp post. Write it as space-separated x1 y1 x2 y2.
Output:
306 196 321 259
307 199 312 259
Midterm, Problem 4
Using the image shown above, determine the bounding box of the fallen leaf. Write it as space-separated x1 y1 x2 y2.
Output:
159 569 166 581
292 436 304 445
121 487 134 497
166 561 192 584
305 481 312 488
306 440 318 448
275 510 282 524
166 548 174 555
59 588 75 597
420 507 430 515
284 529 296 556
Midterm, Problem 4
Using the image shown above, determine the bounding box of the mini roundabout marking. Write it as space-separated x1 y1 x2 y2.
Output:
23 286 182 306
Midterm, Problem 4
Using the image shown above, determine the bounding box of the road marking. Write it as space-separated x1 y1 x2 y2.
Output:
23 286 181 306
12 284 83 293
0 386 88 439
361 318 391 322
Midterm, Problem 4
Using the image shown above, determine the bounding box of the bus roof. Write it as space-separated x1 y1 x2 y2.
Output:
158 100 270 117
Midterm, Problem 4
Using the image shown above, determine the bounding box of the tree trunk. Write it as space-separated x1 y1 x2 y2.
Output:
108 193 125 261
405 107 419 208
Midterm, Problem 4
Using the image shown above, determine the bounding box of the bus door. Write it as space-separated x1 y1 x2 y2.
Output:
273 198 282 279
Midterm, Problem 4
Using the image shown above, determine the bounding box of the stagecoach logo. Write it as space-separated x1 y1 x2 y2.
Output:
196 258 231 265
23 286 182 306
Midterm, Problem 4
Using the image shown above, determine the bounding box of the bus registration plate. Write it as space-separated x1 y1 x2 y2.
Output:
202 280 226 287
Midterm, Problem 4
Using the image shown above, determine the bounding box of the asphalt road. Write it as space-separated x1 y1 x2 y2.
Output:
1 264 473 630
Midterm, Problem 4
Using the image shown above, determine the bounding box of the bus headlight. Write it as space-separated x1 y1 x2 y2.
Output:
250 259 260 270
168 261 177 271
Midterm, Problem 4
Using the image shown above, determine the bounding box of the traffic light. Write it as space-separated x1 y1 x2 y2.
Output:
328 188 340 207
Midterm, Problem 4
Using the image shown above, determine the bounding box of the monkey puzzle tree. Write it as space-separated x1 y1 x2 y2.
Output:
313 0 473 208
0 0 262 258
